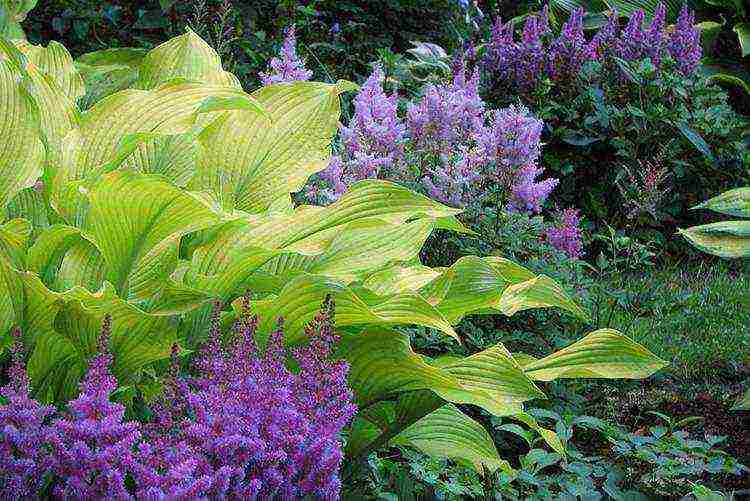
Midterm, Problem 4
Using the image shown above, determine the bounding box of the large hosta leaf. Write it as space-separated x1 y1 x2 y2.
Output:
0 50 44 210
22 274 177 402
190 80 353 213
136 28 240 89
75 47 147 107
691 187 750 219
678 220 750 258
392 404 512 474
522 328 667 380
83 171 222 298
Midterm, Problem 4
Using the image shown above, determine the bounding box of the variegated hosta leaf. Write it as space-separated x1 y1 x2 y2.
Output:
0 253 25 351
15 39 85 101
236 274 458 343
190 80 353 213
678 220 750 258
136 28 240 89
75 48 147 107
434 344 545 416
391 404 513 474
522 328 667 381
21 275 177 402
0 47 44 209
53 81 257 222
494 273 589 321
509 412 566 456
5 186 50 233
691 187 750 219
0 0 36 39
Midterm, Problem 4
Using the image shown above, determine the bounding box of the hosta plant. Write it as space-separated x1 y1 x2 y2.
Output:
0 25 666 484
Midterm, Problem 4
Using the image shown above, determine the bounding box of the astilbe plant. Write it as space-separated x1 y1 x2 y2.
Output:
0 300 355 499
260 25 313 85
0 328 55 499
545 208 584 258
482 3 702 95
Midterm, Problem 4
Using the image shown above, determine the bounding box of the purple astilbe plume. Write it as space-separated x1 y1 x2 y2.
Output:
545 208 584 258
134 297 355 499
616 9 647 62
482 17 516 84
260 25 313 85
49 315 141 500
407 65 485 156
315 66 405 202
587 10 619 60
645 3 667 68
668 5 701 75
422 153 483 207
476 105 558 213
0 328 55 498
547 7 587 82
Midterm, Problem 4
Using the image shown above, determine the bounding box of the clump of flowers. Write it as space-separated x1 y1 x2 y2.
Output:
0 328 55 498
311 66 406 203
482 3 702 94
0 299 355 499
545 208 584 258
260 25 313 85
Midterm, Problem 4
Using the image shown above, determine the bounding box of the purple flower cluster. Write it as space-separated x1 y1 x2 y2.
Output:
0 328 55 498
313 66 405 202
545 208 584 258
260 25 313 85
0 299 355 499
482 3 702 93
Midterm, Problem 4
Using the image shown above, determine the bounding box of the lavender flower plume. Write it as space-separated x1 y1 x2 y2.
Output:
260 25 313 85
547 7 587 82
645 3 667 68
616 9 647 62
314 66 405 202
49 315 141 500
668 5 701 75
0 328 55 498
545 208 584 258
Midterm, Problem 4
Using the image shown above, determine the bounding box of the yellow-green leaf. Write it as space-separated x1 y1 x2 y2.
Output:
691 187 750 219
678 220 750 258
522 328 667 381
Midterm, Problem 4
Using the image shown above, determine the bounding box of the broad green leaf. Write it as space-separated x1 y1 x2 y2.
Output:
691 187 750 218
15 40 85 101
27 225 88 286
495 274 589 321
191 80 353 213
83 171 222 297
363 265 441 295
0 52 44 210
339 327 464 406
25 278 178 402
241 274 458 343
435 344 545 416
392 404 513 474
678 220 750 258
511 412 566 456
522 328 667 381
136 28 240 89
6 186 50 233
75 47 147 107
0 217 31 268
